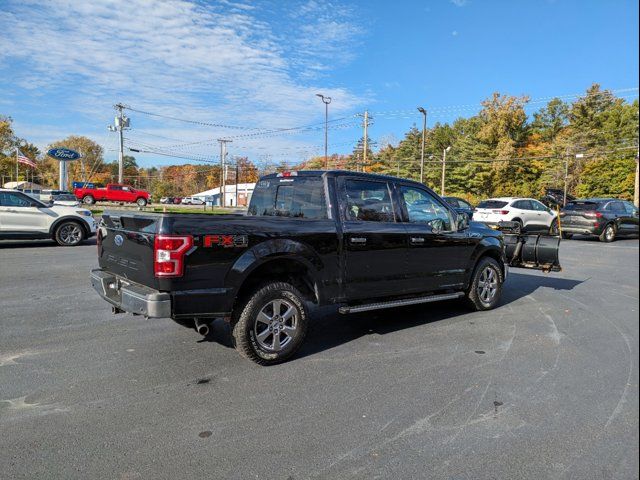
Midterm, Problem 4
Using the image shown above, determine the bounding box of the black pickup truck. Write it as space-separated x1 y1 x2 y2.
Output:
91 171 560 364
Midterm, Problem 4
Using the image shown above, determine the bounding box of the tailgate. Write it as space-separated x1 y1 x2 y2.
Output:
98 212 160 289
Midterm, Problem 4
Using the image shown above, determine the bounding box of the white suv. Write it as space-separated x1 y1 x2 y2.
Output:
181 196 205 205
0 189 97 246
473 197 558 234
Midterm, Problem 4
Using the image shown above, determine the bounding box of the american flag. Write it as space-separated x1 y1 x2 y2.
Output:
17 149 37 168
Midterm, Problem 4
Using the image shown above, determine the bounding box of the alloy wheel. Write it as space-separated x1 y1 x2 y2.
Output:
59 224 82 245
477 266 498 305
254 299 299 352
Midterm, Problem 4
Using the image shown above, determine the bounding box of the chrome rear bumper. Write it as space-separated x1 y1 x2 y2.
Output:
90 269 171 318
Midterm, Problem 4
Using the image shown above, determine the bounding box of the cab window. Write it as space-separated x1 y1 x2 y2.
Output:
400 186 454 231
344 180 395 222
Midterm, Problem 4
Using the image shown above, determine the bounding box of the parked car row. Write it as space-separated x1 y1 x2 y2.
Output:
159 196 205 205
441 195 639 242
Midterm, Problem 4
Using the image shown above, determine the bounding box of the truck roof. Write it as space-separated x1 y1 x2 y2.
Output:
260 170 429 188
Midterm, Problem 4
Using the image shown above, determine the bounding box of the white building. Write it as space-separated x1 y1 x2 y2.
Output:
192 183 256 207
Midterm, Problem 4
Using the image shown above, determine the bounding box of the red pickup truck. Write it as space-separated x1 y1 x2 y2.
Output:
74 184 150 207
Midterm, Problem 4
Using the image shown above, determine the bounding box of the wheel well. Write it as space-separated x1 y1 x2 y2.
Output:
50 217 89 238
234 259 318 310
472 249 505 282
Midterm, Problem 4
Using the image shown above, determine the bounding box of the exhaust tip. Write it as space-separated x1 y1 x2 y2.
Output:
194 318 210 336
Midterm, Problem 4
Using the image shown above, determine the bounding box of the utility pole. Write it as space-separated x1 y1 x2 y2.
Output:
441 146 451 196
316 93 331 169
635 146 639 208
113 103 129 184
235 159 239 207
363 110 369 172
218 139 232 207
417 107 427 184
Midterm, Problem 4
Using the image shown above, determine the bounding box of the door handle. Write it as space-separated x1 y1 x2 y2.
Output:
410 237 425 244
349 237 367 244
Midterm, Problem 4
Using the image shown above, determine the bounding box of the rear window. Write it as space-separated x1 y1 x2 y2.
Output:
564 201 599 211
477 200 508 209
248 176 327 219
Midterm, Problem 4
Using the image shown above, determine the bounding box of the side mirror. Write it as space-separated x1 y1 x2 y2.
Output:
457 212 470 231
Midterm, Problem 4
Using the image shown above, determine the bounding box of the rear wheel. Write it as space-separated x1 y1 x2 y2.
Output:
599 223 616 243
83 195 95 205
466 257 504 311
561 232 573 240
136 197 147 207
231 282 309 365
512 218 524 233
54 221 85 246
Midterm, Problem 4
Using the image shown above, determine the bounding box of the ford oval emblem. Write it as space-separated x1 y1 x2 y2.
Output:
46 147 81 161
114 234 124 247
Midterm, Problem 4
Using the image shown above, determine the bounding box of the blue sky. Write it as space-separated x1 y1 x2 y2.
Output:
1 0 638 168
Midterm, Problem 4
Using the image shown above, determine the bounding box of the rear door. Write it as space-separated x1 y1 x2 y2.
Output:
511 200 536 228
397 184 476 293
338 177 408 301
108 185 123 202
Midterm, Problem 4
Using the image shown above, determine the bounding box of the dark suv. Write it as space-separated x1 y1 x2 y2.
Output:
560 198 639 242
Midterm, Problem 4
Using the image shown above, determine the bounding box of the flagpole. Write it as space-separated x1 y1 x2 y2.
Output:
15 148 19 187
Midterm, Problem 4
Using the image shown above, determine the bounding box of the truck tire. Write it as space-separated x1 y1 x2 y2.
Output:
599 223 616 243
466 257 504 311
231 282 309 365
54 220 85 246
83 195 95 205
136 197 147 207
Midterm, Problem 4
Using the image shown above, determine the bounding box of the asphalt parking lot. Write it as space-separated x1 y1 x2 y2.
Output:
1 237 638 479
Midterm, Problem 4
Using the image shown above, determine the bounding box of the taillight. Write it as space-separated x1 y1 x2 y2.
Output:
493 209 510 215
154 235 193 278
584 211 603 219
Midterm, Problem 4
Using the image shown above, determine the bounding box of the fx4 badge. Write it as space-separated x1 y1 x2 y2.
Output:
203 234 248 248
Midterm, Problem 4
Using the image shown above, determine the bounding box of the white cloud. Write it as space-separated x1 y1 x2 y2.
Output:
0 0 366 163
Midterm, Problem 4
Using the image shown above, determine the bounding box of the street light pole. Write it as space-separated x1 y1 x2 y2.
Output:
316 93 332 169
441 146 451 196
417 107 427 184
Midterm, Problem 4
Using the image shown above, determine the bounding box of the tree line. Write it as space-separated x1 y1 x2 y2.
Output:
299 84 639 203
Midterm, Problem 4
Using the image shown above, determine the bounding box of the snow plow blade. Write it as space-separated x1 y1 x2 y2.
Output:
503 234 561 272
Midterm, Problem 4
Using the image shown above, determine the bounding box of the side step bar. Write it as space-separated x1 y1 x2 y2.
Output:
338 292 465 314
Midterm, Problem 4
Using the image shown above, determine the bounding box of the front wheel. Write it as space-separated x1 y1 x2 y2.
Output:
466 257 504 311
136 197 147 207
83 195 95 205
561 232 573 240
54 221 85 246
231 282 309 365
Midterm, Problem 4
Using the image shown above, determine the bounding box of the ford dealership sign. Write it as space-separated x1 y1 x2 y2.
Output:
47 148 81 161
